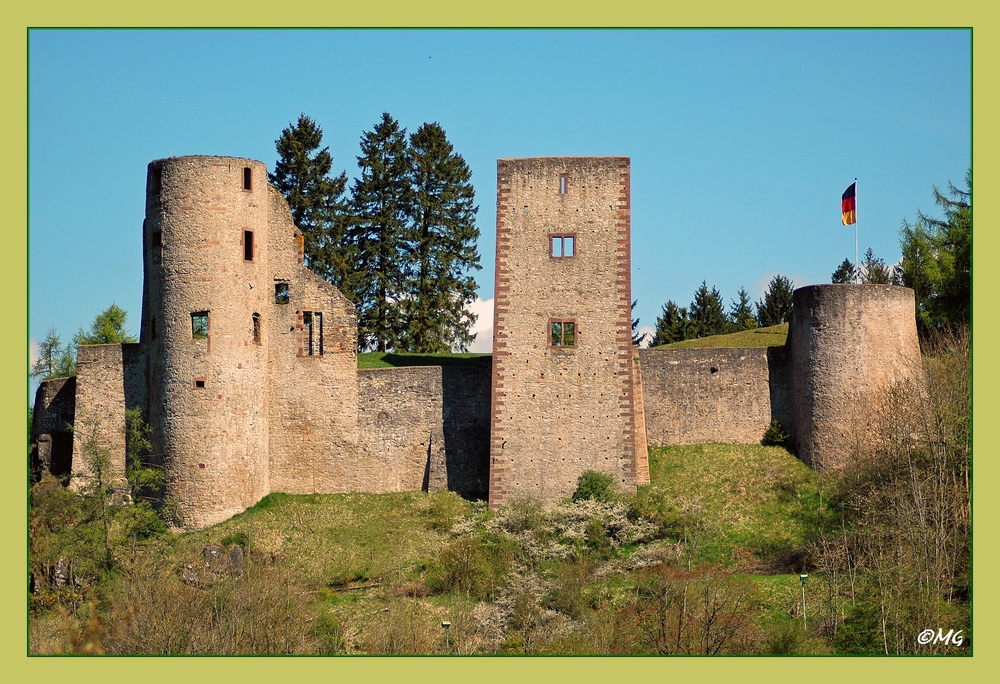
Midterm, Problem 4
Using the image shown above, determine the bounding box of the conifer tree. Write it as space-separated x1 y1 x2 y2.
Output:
756 275 795 327
349 113 413 352
831 258 856 284
729 287 758 332
400 122 481 353
652 300 692 346
689 281 729 338
269 114 351 287
899 170 970 333
859 247 897 285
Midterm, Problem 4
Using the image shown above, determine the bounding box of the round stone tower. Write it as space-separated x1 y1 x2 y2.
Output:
141 156 271 527
788 284 921 470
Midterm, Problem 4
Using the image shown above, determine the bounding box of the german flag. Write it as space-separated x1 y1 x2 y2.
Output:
842 181 857 225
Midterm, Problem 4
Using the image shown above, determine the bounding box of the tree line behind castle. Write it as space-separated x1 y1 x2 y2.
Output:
30 114 971 381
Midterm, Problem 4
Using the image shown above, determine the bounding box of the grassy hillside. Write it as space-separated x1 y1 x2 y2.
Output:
30 443 838 655
358 352 490 369
652 323 787 349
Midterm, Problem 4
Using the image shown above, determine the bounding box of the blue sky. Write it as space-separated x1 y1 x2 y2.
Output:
29 29 970 391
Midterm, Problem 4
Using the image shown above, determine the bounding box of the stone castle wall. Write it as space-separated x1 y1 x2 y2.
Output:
788 284 921 470
639 346 792 446
489 157 647 508
30 154 925 529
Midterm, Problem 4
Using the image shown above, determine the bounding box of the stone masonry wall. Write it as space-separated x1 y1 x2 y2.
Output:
788 284 921 470
490 157 644 508
639 347 792 446
71 345 132 488
31 377 77 478
358 367 447 493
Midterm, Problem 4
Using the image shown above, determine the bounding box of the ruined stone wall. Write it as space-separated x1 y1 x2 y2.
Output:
265 186 361 495
143 157 272 528
355 364 491 497
490 157 644 508
788 284 921 470
639 346 792 446
70 344 142 488
358 367 446 493
31 377 76 478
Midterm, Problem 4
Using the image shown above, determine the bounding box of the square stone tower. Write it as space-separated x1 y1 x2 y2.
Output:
489 157 648 508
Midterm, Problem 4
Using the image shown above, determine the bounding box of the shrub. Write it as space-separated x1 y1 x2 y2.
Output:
572 470 617 503
761 419 790 447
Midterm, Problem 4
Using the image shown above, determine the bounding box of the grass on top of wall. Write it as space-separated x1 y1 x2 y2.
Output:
358 352 491 369
652 323 788 349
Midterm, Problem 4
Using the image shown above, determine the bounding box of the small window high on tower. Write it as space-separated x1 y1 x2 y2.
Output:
243 167 253 191
244 230 254 261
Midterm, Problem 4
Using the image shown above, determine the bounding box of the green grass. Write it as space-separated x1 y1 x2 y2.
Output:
358 352 491 369
652 323 787 349
641 443 834 569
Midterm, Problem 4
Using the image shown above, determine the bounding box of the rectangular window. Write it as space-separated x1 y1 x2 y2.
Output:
550 320 576 347
244 230 254 261
252 312 261 345
193 377 206 389
559 173 568 195
303 311 323 356
275 282 289 305
191 312 209 340
150 317 156 340
152 230 162 264
243 167 252 191
550 234 576 258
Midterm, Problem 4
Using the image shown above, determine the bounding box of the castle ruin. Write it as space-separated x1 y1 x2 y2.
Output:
31 154 922 529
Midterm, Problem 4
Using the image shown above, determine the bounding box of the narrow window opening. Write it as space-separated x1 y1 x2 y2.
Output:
193 377 206 389
191 312 209 340
551 236 562 257
564 236 575 257
243 167 252 191
244 230 254 261
302 311 323 356
150 167 162 196
550 320 576 347
559 174 568 194
150 317 157 340
152 230 162 264
275 283 289 305
252 312 261 345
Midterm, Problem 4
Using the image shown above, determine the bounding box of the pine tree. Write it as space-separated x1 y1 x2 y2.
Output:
73 304 137 346
652 300 692 346
400 122 481 353
831 258 856 284
689 281 729 338
631 300 649 346
729 287 758 332
269 114 351 287
756 275 795 327
859 247 896 285
31 328 63 380
349 113 413 352
899 170 971 333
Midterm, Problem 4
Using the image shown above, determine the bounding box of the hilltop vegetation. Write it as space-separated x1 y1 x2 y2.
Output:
30 330 968 655
651 323 788 349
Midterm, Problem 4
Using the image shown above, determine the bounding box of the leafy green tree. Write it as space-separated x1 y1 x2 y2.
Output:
831 258 856 284
652 300 692 346
349 113 413 352
729 287 758 332
270 114 352 287
898 170 971 334
689 281 729 338
756 275 794 327
399 122 481 352
73 304 137 346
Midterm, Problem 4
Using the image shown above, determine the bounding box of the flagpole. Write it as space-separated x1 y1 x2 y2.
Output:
854 178 859 284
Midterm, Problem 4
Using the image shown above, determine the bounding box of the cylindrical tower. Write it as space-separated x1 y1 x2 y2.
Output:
788 284 921 470
142 156 271 527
